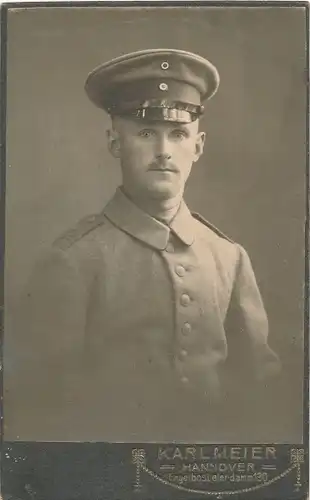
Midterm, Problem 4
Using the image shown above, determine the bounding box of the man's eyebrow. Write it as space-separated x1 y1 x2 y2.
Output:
134 120 156 128
171 125 190 134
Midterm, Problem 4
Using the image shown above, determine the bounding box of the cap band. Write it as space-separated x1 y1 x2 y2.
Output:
108 99 204 123
106 78 202 109
122 107 201 123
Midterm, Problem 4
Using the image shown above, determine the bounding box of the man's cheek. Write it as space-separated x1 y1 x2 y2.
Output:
175 149 194 165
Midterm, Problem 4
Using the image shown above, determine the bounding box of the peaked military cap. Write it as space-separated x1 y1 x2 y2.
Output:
84 49 220 123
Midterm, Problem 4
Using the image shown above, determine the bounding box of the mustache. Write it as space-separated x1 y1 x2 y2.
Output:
148 161 177 172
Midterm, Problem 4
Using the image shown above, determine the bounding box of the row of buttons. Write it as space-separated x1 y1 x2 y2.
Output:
178 269 190 377
165 239 191 385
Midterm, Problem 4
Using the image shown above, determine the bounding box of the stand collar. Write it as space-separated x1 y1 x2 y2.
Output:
104 188 195 250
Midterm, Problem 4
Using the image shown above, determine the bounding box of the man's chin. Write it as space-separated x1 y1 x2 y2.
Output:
143 179 182 199
146 186 181 201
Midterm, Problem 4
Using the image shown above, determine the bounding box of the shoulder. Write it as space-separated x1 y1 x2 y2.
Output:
191 211 234 244
52 211 107 252
191 212 257 285
191 211 246 272
30 212 108 288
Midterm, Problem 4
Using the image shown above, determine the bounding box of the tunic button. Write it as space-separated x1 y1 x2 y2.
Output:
180 349 188 358
182 322 192 334
180 294 190 306
181 376 189 384
165 242 174 253
175 264 186 277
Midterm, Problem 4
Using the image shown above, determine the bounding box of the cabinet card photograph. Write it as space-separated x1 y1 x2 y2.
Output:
1 3 308 500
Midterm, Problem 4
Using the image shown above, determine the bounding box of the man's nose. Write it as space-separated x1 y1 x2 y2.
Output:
155 135 172 160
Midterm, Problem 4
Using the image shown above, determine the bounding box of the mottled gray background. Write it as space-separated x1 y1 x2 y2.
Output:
5 6 307 441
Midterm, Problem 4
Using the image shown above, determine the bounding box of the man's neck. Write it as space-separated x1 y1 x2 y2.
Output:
121 187 182 225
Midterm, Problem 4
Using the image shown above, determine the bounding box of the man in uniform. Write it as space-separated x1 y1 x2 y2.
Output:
5 49 281 442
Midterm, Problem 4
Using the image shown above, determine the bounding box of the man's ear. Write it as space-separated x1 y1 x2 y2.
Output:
194 131 206 162
106 128 121 158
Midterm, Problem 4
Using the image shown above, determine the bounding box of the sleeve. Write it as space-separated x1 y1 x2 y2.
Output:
222 244 281 408
4 245 90 440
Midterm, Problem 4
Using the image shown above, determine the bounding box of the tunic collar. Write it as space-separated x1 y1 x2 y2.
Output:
104 187 195 250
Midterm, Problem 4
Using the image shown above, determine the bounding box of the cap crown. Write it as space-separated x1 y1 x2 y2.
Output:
85 49 220 122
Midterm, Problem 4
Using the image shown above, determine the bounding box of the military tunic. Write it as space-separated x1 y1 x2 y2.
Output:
5 188 280 442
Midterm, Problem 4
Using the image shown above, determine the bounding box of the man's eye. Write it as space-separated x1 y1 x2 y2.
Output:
138 129 154 138
171 130 187 140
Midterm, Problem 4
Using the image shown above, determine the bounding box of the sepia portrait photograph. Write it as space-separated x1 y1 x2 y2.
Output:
2 2 307 454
